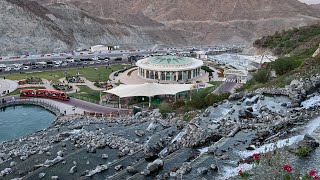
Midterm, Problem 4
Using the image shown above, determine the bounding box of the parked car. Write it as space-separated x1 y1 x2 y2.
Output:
23 66 30 70
114 57 122 61
4 67 12 71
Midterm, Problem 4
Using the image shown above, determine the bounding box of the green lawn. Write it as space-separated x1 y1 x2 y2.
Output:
0 65 128 84
69 85 102 103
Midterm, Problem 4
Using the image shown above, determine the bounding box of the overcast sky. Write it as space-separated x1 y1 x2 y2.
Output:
299 0 320 4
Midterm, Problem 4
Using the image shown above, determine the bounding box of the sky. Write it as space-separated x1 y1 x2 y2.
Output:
299 0 320 4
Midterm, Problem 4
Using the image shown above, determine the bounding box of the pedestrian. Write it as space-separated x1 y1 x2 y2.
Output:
7 90 9 94
3 76 5 79
12 96 15 102
64 110 66 114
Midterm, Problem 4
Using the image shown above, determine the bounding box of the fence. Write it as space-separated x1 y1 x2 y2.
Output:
0 98 61 116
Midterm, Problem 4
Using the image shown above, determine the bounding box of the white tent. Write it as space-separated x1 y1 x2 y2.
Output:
104 83 195 107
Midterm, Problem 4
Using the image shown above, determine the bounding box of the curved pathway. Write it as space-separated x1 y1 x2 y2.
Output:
0 78 18 96
1 95 128 115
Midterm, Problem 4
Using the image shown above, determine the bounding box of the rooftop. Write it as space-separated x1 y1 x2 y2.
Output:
146 56 193 66
136 56 203 71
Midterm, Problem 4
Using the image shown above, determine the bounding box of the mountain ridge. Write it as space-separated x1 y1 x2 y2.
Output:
1 0 320 55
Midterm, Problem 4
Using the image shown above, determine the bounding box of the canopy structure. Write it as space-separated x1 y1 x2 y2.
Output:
104 83 195 107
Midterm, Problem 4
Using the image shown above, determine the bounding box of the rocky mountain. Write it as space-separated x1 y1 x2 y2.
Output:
2 0 320 55
0 0 190 55
38 0 320 45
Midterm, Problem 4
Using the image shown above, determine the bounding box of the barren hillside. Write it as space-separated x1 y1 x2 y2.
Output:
2 0 320 54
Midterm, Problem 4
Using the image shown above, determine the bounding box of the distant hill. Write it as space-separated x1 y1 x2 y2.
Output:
2 0 320 55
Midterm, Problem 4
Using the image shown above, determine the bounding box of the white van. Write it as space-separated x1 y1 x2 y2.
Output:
0 64 6 70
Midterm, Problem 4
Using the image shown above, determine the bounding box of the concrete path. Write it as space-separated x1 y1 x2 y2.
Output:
2 95 128 115
0 78 18 96
58 77 105 91
212 75 238 94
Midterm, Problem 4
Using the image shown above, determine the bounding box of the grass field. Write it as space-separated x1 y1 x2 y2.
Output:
0 65 128 84
69 85 102 103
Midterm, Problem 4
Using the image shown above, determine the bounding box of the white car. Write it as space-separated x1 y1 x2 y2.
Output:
66 58 74 63
13 66 21 71
61 62 68 66
23 66 30 70
4 67 11 71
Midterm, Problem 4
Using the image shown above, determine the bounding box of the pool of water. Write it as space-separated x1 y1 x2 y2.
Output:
0 105 56 142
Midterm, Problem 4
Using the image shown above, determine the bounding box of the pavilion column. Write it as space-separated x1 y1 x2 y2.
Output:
164 72 167 81
158 72 161 80
144 69 147 78
153 71 156 80
176 72 179 81
191 70 193 79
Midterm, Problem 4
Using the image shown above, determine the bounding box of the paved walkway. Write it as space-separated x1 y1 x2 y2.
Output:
0 78 18 96
58 77 105 91
212 75 238 94
2 95 128 115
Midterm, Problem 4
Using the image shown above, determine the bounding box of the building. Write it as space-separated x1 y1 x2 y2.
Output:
136 56 204 82
224 69 248 84
90 45 113 52
195 51 207 59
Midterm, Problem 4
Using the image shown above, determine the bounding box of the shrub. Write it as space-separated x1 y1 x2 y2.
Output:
173 99 185 109
159 102 173 117
271 57 303 75
254 69 270 83
295 146 312 157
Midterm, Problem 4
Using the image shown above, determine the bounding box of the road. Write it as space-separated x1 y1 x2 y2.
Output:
0 49 170 65
212 75 238 94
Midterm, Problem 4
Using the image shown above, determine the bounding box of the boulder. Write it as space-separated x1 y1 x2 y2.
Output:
69 166 77 174
146 159 164 174
114 165 123 171
135 130 145 137
197 167 208 175
10 161 17 167
228 92 245 101
38 172 46 179
126 166 138 174
102 154 108 159
210 164 218 171
176 162 192 175
51 176 59 180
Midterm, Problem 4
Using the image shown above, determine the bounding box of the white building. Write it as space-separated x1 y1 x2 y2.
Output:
90 45 110 52
224 69 248 84
136 56 204 82
195 51 207 59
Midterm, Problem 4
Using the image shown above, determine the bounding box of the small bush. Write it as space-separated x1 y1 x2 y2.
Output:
254 69 270 83
295 146 312 157
173 99 185 109
159 102 173 117
271 57 303 75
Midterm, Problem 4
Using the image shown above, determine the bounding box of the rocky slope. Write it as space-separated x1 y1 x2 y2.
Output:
39 0 320 45
2 0 320 55
0 0 190 55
